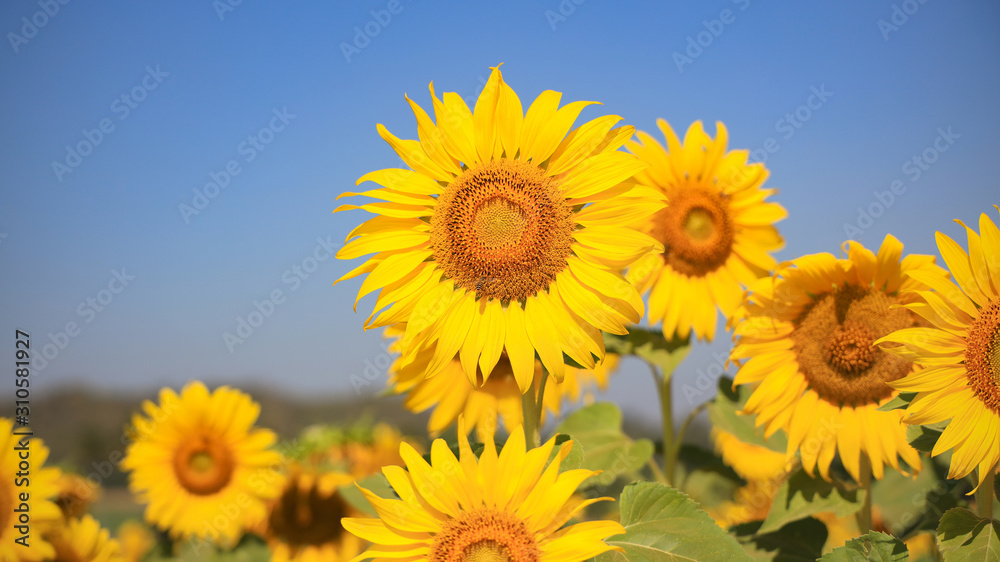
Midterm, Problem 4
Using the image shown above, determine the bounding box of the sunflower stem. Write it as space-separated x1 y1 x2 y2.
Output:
856 454 873 534
671 401 708 484
652 361 677 487
976 462 996 520
521 368 547 449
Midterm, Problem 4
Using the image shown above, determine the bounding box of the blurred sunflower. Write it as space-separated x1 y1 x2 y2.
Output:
336 64 664 390
713 429 790 483
46 514 124 562
387 325 618 440
116 520 155 562
121 381 281 543
0 418 62 562
342 419 625 561
625 120 786 341
731 235 947 481
261 466 363 562
55 471 100 519
877 207 1000 491
708 429 791 528
339 424 410 480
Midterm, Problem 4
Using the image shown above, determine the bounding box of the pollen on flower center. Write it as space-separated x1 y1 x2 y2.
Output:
654 190 733 277
792 285 913 406
429 508 540 562
965 298 1000 415
824 321 878 373
474 198 527 251
431 159 574 302
172 437 234 496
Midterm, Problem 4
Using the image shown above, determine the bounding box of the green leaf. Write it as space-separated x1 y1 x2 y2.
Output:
876 392 917 412
936 507 1000 561
603 328 691 378
338 473 394 517
759 469 865 534
906 424 944 453
553 403 654 489
872 463 958 538
819 531 908 561
731 518 829 562
549 433 585 473
595 481 751 562
707 376 787 453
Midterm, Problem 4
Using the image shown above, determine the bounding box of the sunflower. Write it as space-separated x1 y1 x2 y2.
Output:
46 514 124 562
55 471 100 519
336 65 664 391
624 120 786 341
387 325 618 440
877 207 1000 491
121 381 282 544
731 235 948 482
342 419 625 561
261 466 364 562
116 520 155 562
0 418 62 562
708 429 791 528
712 428 790 483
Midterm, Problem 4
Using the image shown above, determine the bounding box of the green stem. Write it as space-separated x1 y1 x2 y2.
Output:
521 368 548 449
673 402 708 489
647 457 667 484
856 454 873 534
652 361 676 487
976 462 996 520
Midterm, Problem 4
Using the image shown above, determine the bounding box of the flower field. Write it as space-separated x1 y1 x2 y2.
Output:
4 64 998 562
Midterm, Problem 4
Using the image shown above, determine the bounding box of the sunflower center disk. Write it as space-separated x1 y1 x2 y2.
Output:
429 508 540 562
654 190 733 277
964 298 1000 415
267 477 346 548
172 437 235 496
431 159 574 302
792 285 913 406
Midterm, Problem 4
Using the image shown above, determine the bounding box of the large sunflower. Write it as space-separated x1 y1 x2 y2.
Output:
731 235 948 481
387 325 618 440
121 381 282 543
342 419 625 561
0 418 62 562
336 65 664 390
625 120 786 341
45 514 125 562
260 466 364 562
877 207 1000 491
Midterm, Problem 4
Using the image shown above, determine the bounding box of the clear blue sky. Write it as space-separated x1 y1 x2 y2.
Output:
1 1 997 425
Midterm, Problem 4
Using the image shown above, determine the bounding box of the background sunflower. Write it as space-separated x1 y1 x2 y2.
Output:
121 382 281 543
626 120 786 342
731 235 946 482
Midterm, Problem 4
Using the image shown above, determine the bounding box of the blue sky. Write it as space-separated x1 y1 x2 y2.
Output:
1 0 997 425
